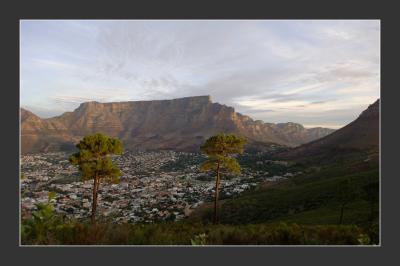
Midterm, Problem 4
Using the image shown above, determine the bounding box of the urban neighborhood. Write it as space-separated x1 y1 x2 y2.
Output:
21 151 293 223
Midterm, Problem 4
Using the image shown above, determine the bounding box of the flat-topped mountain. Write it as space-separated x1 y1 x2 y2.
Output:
21 96 335 154
278 99 379 162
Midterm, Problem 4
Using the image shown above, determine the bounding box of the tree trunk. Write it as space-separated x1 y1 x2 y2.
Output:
91 173 99 224
214 162 220 224
339 203 345 224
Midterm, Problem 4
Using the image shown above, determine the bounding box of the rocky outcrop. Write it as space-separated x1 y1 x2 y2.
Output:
21 96 335 154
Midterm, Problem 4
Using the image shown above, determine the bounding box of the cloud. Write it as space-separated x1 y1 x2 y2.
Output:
310 100 331 105
20 20 380 128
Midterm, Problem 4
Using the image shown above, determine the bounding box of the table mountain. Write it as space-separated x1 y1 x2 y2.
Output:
21 95 335 154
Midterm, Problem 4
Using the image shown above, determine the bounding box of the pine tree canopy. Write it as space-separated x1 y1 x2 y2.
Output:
69 133 123 183
200 133 247 174
201 133 247 156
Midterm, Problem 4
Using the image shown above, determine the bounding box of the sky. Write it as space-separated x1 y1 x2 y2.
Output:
20 20 380 129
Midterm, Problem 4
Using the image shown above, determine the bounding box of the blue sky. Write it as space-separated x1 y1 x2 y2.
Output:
20 20 380 129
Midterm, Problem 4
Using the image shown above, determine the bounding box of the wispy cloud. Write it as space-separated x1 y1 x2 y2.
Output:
20 20 380 127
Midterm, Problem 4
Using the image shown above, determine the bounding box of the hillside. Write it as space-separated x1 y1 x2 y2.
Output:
189 100 380 229
277 99 379 163
225 168 377 224
21 96 334 154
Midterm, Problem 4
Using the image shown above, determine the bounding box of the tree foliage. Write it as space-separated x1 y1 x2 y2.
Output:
21 193 63 244
69 133 123 223
69 133 123 183
200 133 247 224
200 133 247 174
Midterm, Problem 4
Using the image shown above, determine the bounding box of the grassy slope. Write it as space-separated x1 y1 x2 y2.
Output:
190 161 379 226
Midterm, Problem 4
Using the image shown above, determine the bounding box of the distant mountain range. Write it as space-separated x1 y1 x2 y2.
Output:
278 99 379 162
21 95 335 154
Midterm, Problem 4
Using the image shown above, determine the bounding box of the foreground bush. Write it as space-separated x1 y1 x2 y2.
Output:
21 218 378 245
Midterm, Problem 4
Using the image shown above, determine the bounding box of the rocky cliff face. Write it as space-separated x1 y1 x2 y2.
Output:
21 96 335 154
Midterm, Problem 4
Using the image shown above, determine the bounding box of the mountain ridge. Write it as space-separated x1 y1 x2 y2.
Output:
21 95 335 154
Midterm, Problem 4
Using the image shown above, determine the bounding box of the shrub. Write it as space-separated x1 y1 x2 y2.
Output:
21 209 376 245
191 233 208 245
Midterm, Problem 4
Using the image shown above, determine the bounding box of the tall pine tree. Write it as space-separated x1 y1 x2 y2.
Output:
200 133 247 224
69 133 123 223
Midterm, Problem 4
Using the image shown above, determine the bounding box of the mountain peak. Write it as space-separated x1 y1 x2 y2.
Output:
358 98 379 119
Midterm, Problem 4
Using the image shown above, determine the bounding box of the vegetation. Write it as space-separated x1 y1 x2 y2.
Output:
21 209 375 245
21 188 378 245
200 134 247 224
69 133 123 223
21 192 63 244
192 167 378 228
21 133 379 245
237 152 304 176
337 178 359 224
361 181 379 223
191 233 208 245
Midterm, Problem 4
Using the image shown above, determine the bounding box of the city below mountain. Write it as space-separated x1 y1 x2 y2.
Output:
21 96 337 154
